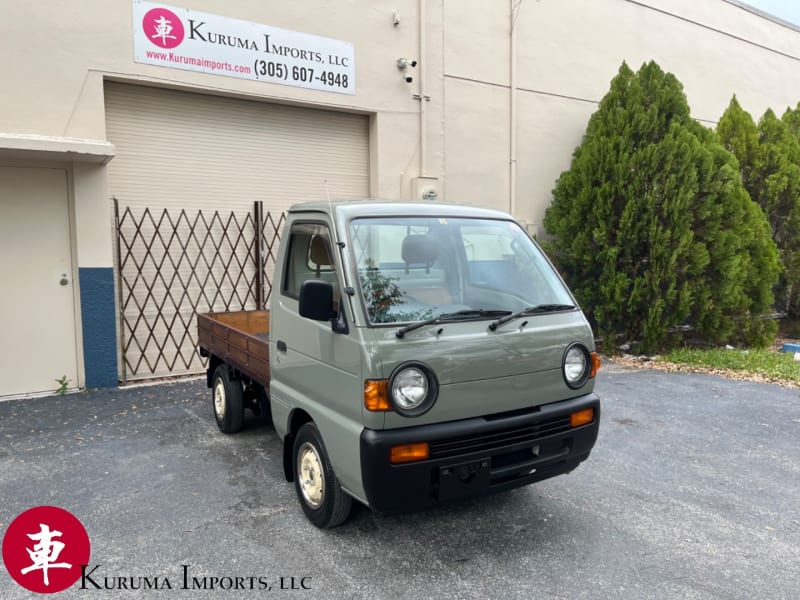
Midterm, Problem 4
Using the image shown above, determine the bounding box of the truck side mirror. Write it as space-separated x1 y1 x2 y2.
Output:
299 280 335 321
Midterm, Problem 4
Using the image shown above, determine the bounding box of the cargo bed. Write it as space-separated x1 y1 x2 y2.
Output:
197 310 270 387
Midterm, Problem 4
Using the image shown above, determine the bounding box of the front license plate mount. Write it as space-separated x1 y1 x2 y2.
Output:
437 458 490 500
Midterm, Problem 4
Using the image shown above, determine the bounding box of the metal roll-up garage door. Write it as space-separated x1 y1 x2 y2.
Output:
105 82 369 380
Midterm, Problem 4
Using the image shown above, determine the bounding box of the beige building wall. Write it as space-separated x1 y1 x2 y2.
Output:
1 0 800 388
442 0 800 234
2 0 800 233
0 1 435 209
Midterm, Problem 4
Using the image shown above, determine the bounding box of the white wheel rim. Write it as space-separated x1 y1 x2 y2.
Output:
214 379 226 420
298 442 325 508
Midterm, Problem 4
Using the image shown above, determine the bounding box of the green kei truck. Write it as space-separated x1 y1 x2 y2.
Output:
198 200 601 528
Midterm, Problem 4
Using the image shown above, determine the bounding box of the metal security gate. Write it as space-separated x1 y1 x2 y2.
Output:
114 199 284 382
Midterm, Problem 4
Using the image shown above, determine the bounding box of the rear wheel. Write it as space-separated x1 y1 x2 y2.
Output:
212 365 244 433
293 423 352 528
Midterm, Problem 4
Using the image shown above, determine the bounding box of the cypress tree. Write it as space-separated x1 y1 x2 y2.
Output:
545 61 779 353
718 100 800 317
716 95 760 191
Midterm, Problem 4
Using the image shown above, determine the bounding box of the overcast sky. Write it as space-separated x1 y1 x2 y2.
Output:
739 0 800 26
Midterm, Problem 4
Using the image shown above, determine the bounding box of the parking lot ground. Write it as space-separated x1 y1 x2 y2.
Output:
1 363 799 599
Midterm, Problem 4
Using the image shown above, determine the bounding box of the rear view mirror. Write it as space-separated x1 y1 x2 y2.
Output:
299 280 335 321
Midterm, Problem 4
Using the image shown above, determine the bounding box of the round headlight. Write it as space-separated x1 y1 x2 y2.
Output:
389 362 438 417
392 368 427 409
563 343 591 389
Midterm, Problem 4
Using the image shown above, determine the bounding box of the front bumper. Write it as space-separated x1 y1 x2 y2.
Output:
360 393 600 513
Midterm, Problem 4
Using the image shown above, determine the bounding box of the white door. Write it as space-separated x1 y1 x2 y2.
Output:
0 166 79 396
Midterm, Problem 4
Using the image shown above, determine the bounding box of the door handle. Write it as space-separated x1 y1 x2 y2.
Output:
277 340 287 352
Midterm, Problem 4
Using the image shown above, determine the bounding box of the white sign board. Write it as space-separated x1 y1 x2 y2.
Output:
133 1 355 95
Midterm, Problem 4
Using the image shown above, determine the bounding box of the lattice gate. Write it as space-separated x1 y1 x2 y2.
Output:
113 199 285 382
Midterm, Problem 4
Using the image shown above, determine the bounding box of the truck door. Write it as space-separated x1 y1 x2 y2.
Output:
269 218 364 498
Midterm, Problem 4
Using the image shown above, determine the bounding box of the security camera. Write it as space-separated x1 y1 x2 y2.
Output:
405 76 413 83
397 58 418 70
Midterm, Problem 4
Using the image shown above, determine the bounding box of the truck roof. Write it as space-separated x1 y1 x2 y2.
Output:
287 199 516 221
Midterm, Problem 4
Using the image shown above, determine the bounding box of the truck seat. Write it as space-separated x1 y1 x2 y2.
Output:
309 235 332 276
401 234 438 274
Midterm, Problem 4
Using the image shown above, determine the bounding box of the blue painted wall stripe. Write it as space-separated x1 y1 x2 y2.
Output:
79 267 118 388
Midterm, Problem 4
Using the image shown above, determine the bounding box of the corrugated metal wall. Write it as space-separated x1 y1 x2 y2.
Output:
105 82 369 380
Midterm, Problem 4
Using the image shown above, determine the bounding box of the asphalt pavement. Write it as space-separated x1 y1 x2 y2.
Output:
1 363 798 599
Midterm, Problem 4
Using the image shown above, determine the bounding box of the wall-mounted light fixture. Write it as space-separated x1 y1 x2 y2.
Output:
422 188 438 201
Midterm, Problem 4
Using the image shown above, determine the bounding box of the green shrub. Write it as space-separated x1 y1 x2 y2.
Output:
718 98 800 318
544 62 779 354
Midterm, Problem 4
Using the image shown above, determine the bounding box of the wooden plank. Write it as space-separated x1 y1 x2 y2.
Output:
210 310 269 334
196 310 271 387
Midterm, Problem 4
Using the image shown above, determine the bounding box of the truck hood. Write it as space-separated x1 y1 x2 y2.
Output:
364 312 596 429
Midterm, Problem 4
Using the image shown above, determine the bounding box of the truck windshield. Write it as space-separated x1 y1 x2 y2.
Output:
348 217 575 325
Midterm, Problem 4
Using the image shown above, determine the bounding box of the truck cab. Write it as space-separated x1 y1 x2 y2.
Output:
201 200 600 528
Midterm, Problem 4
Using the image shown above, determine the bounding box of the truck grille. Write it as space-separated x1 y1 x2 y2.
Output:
429 415 572 459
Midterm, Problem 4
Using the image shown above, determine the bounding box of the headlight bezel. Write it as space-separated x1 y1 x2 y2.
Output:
388 361 439 417
562 343 592 389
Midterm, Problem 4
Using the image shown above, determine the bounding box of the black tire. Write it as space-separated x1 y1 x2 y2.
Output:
293 423 352 528
212 364 244 434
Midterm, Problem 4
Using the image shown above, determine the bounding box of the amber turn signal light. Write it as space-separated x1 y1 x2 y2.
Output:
364 379 391 411
570 408 595 428
590 352 601 378
390 442 430 464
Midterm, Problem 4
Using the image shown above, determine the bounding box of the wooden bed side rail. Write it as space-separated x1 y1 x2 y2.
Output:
197 310 270 386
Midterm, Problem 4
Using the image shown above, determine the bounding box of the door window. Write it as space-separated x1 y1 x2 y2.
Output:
282 222 339 301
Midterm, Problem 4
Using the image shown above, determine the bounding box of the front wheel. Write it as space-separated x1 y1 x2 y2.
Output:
293 423 352 528
212 364 244 433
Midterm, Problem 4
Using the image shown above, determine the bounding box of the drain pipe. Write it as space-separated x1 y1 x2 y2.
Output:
419 0 428 178
509 0 519 216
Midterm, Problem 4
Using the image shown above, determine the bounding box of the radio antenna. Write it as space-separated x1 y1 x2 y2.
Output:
324 179 334 223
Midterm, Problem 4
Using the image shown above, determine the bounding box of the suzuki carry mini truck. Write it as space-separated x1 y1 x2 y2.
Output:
198 201 600 528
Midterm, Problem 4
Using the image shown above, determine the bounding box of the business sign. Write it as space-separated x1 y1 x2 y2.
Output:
2 505 312 593
133 1 355 95
2 506 91 593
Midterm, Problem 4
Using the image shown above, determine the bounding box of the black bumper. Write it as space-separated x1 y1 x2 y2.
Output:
360 393 600 513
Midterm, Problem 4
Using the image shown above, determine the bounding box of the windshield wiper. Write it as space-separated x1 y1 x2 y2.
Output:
396 309 511 339
488 304 576 331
